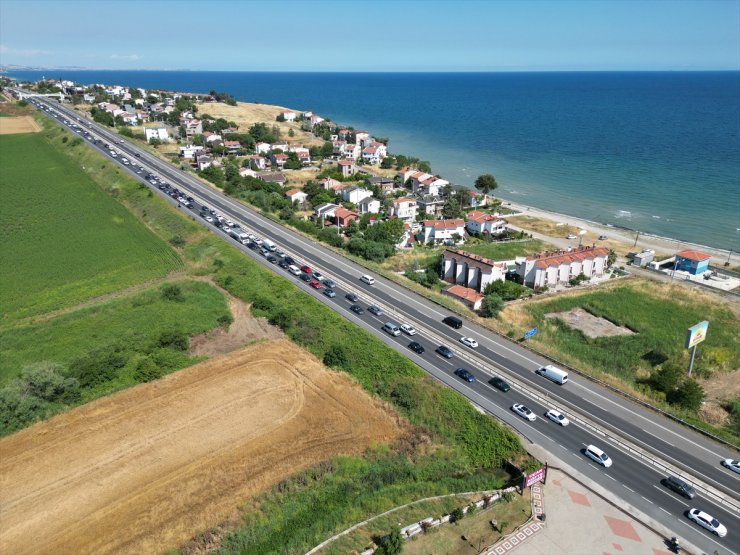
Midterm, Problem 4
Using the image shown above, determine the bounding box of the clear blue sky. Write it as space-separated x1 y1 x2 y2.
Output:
1 0 738 71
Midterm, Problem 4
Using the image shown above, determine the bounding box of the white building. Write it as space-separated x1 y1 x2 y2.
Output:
179 144 205 159
465 210 507 236
341 186 373 204
442 249 507 292
420 219 466 245
358 196 382 215
281 111 296 122
387 197 418 223
145 127 169 142
516 246 610 289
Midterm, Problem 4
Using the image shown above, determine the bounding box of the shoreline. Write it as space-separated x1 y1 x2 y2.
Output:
502 199 739 267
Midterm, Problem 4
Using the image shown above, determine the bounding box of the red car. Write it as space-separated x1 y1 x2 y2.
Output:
309 279 322 289
300 265 313 274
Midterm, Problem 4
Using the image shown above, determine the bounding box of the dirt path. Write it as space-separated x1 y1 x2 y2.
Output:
0 115 42 134
188 276 283 357
0 339 404 555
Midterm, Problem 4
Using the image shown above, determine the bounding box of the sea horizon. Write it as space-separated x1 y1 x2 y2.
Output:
8 69 740 251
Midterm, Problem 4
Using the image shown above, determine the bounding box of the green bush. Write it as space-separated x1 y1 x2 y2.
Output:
450 507 465 522
69 347 128 388
480 294 504 317
157 329 189 351
134 356 162 383
161 283 185 302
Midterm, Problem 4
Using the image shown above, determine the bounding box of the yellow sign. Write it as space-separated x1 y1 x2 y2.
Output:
685 321 709 349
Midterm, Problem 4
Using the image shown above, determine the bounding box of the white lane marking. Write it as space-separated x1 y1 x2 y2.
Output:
570 380 725 459
651 485 690 508
659 507 671 515
605 474 616 481
623 485 635 493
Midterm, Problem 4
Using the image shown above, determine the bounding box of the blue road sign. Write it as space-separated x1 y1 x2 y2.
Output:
524 327 538 339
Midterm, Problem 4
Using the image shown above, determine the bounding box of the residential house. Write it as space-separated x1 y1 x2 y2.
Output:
442 250 507 293
301 111 313 119
465 210 507 236
416 194 446 217
337 159 356 178
319 177 345 192
197 156 213 171
247 155 267 170
285 189 308 205
420 219 466 245
297 151 311 165
354 131 369 145
397 168 449 196
179 144 205 159
144 127 169 143
358 196 382 215
674 250 711 275
442 285 484 311
257 172 287 185
315 202 340 220
183 119 202 139
387 197 418 223
310 115 325 126
341 143 361 160
334 207 359 227
239 167 258 178
271 152 287 168
341 186 372 204
204 132 223 144
281 111 296 122
82 93 96 103
365 176 395 194
362 146 383 165
255 142 271 155
515 246 610 289
223 140 241 154
271 141 289 152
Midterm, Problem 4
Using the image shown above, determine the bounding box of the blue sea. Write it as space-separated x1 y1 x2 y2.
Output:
8 70 740 250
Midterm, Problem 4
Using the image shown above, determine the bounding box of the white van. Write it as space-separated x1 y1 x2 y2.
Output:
288 265 301 276
360 274 375 285
382 322 401 336
536 365 568 385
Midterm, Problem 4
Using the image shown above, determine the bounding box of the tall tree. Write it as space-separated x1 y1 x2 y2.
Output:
475 173 498 195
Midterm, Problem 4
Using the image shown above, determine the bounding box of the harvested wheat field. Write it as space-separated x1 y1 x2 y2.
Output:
0 339 404 555
0 116 41 134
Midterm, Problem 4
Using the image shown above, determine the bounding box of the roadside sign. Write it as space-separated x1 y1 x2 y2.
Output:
525 466 546 487
685 321 708 349
524 327 538 339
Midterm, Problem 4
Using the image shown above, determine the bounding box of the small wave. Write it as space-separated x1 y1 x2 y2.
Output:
615 210 632 219
652 215 661 219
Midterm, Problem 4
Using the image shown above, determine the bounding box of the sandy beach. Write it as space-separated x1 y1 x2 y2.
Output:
503 200 740 268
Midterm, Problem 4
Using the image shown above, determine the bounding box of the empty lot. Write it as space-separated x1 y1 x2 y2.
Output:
0 339 404 554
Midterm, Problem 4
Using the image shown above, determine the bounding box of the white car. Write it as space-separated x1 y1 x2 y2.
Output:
400 324 416 336
204 216 214 223
225 219 234 227
511 403 536 422
687 508 727 537
566 234 577 239
459 337 478 348
546 409 569 426
584 445 612 468
721 459 740 474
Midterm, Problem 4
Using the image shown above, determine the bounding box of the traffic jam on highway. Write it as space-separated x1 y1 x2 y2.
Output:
29 96 739 552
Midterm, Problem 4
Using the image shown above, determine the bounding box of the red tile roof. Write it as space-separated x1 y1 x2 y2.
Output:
424 219 465 230
285 189 304 197
334 207 358 220
467 210 502 224
444 285 484 303
337 159 353 166
527 246 609 268
675 249 711 262
443 249 504 269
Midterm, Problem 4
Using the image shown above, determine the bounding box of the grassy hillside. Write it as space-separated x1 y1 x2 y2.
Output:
0 132 183 322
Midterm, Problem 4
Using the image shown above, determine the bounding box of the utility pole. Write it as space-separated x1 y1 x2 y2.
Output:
633 230 640 247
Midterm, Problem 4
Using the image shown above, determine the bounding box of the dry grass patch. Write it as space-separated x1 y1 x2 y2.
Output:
0 339 405 555
200 101 323 146
0 116 41 134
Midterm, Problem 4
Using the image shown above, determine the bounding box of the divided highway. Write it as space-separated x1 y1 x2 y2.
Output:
28 95 739 554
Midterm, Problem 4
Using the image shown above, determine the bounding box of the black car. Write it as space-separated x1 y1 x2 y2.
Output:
489 377 511 392
454 368 476 383
350 304 365 315
345 293 359 302
278 260 290 269
323 279 337 289
661 476 695 499
300 273 312 283
408 341 425 354
267 255 278 264
367 305 382 316
435 345 454 359
284 256 295 266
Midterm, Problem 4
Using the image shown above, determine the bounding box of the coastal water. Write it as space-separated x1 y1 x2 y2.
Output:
9 70 740 250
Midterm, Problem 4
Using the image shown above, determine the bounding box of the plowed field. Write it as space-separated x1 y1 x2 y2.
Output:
0 339 403 554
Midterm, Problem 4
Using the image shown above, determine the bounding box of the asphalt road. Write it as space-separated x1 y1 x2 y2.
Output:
28 96 740 554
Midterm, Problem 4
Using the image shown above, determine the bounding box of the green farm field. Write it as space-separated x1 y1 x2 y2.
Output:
0 132 183 323
0 280 229 387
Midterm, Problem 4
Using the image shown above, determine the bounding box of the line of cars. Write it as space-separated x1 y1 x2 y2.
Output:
34 99 736 544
